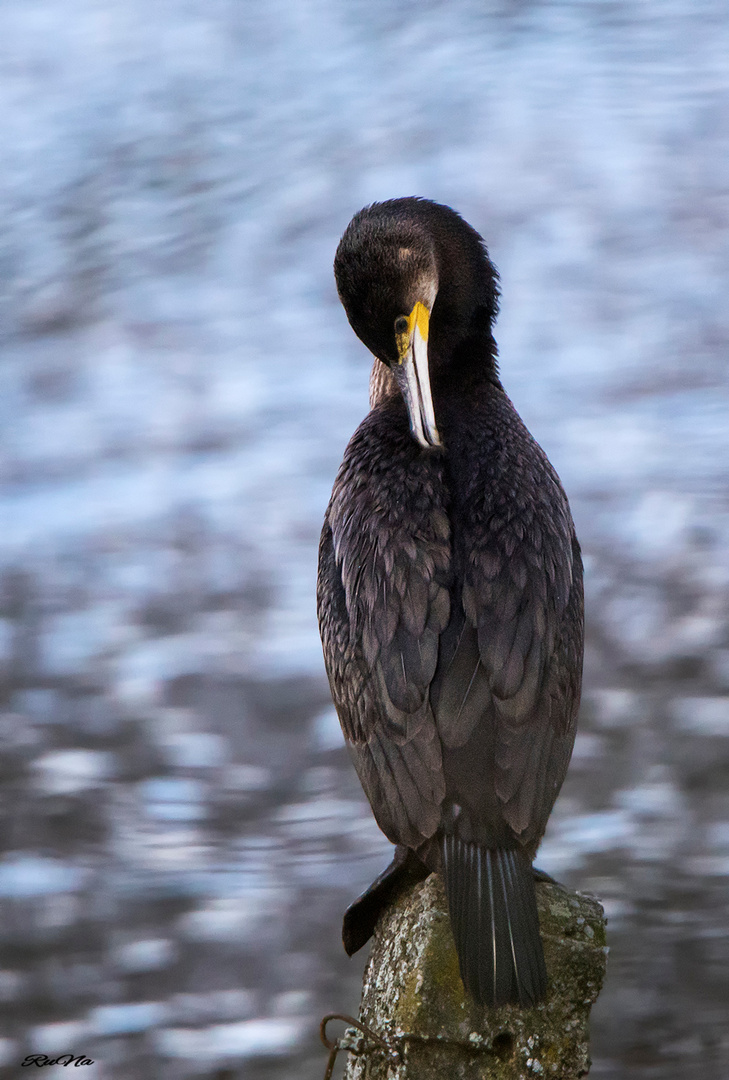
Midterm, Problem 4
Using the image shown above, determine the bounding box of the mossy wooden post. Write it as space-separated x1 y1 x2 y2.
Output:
342 875 606 1079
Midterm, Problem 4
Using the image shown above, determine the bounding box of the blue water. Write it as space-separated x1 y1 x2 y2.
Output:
0 2 728 1077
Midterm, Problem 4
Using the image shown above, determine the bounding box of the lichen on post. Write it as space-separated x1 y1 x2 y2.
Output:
342 875 606 1079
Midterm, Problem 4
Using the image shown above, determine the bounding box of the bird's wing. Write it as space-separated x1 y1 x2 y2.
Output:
317 415 451 849
434 461 583 849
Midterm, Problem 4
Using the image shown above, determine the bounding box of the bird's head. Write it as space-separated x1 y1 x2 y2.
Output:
334 198 499 449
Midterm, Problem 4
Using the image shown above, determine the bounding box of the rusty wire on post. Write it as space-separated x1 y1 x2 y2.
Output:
319 1012 401 1079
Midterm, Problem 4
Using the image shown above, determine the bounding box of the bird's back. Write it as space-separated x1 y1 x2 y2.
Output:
318 380 583 1005
432 382 583 856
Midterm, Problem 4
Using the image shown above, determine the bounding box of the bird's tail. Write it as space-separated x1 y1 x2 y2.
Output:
441 835 547 1007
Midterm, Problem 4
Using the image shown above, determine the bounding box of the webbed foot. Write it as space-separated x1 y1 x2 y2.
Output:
342 846 430 956
532 865 560 885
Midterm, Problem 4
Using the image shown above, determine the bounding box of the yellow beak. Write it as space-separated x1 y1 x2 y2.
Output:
394 302 441 449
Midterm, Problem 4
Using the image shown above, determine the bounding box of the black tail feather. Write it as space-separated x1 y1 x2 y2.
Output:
442 836 547 1007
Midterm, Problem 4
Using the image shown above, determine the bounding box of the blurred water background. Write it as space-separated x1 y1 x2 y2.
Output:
1 1 728 1077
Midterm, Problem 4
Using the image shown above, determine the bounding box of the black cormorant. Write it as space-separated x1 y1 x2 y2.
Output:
317 198 583 1007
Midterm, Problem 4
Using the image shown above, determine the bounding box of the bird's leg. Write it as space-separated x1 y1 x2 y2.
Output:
342 845 430 956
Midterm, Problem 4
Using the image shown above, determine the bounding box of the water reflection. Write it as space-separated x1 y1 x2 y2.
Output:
1 1 728 1077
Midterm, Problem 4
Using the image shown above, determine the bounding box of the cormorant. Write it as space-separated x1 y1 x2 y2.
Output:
317 198 583 1008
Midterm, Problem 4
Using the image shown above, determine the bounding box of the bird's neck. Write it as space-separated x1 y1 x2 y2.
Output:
369 360 398 409
369 345 502 416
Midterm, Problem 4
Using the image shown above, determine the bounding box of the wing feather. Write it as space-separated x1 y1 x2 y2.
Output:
319 393 583 860
317 410 450 850
432 402 583 852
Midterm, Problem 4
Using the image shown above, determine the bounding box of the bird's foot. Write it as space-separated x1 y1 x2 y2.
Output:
532 865 561 886
343 846 430 956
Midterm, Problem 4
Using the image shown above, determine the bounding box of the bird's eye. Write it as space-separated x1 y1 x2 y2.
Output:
394 316 409 336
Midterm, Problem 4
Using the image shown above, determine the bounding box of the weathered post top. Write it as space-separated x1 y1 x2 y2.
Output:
342 875 606 1079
